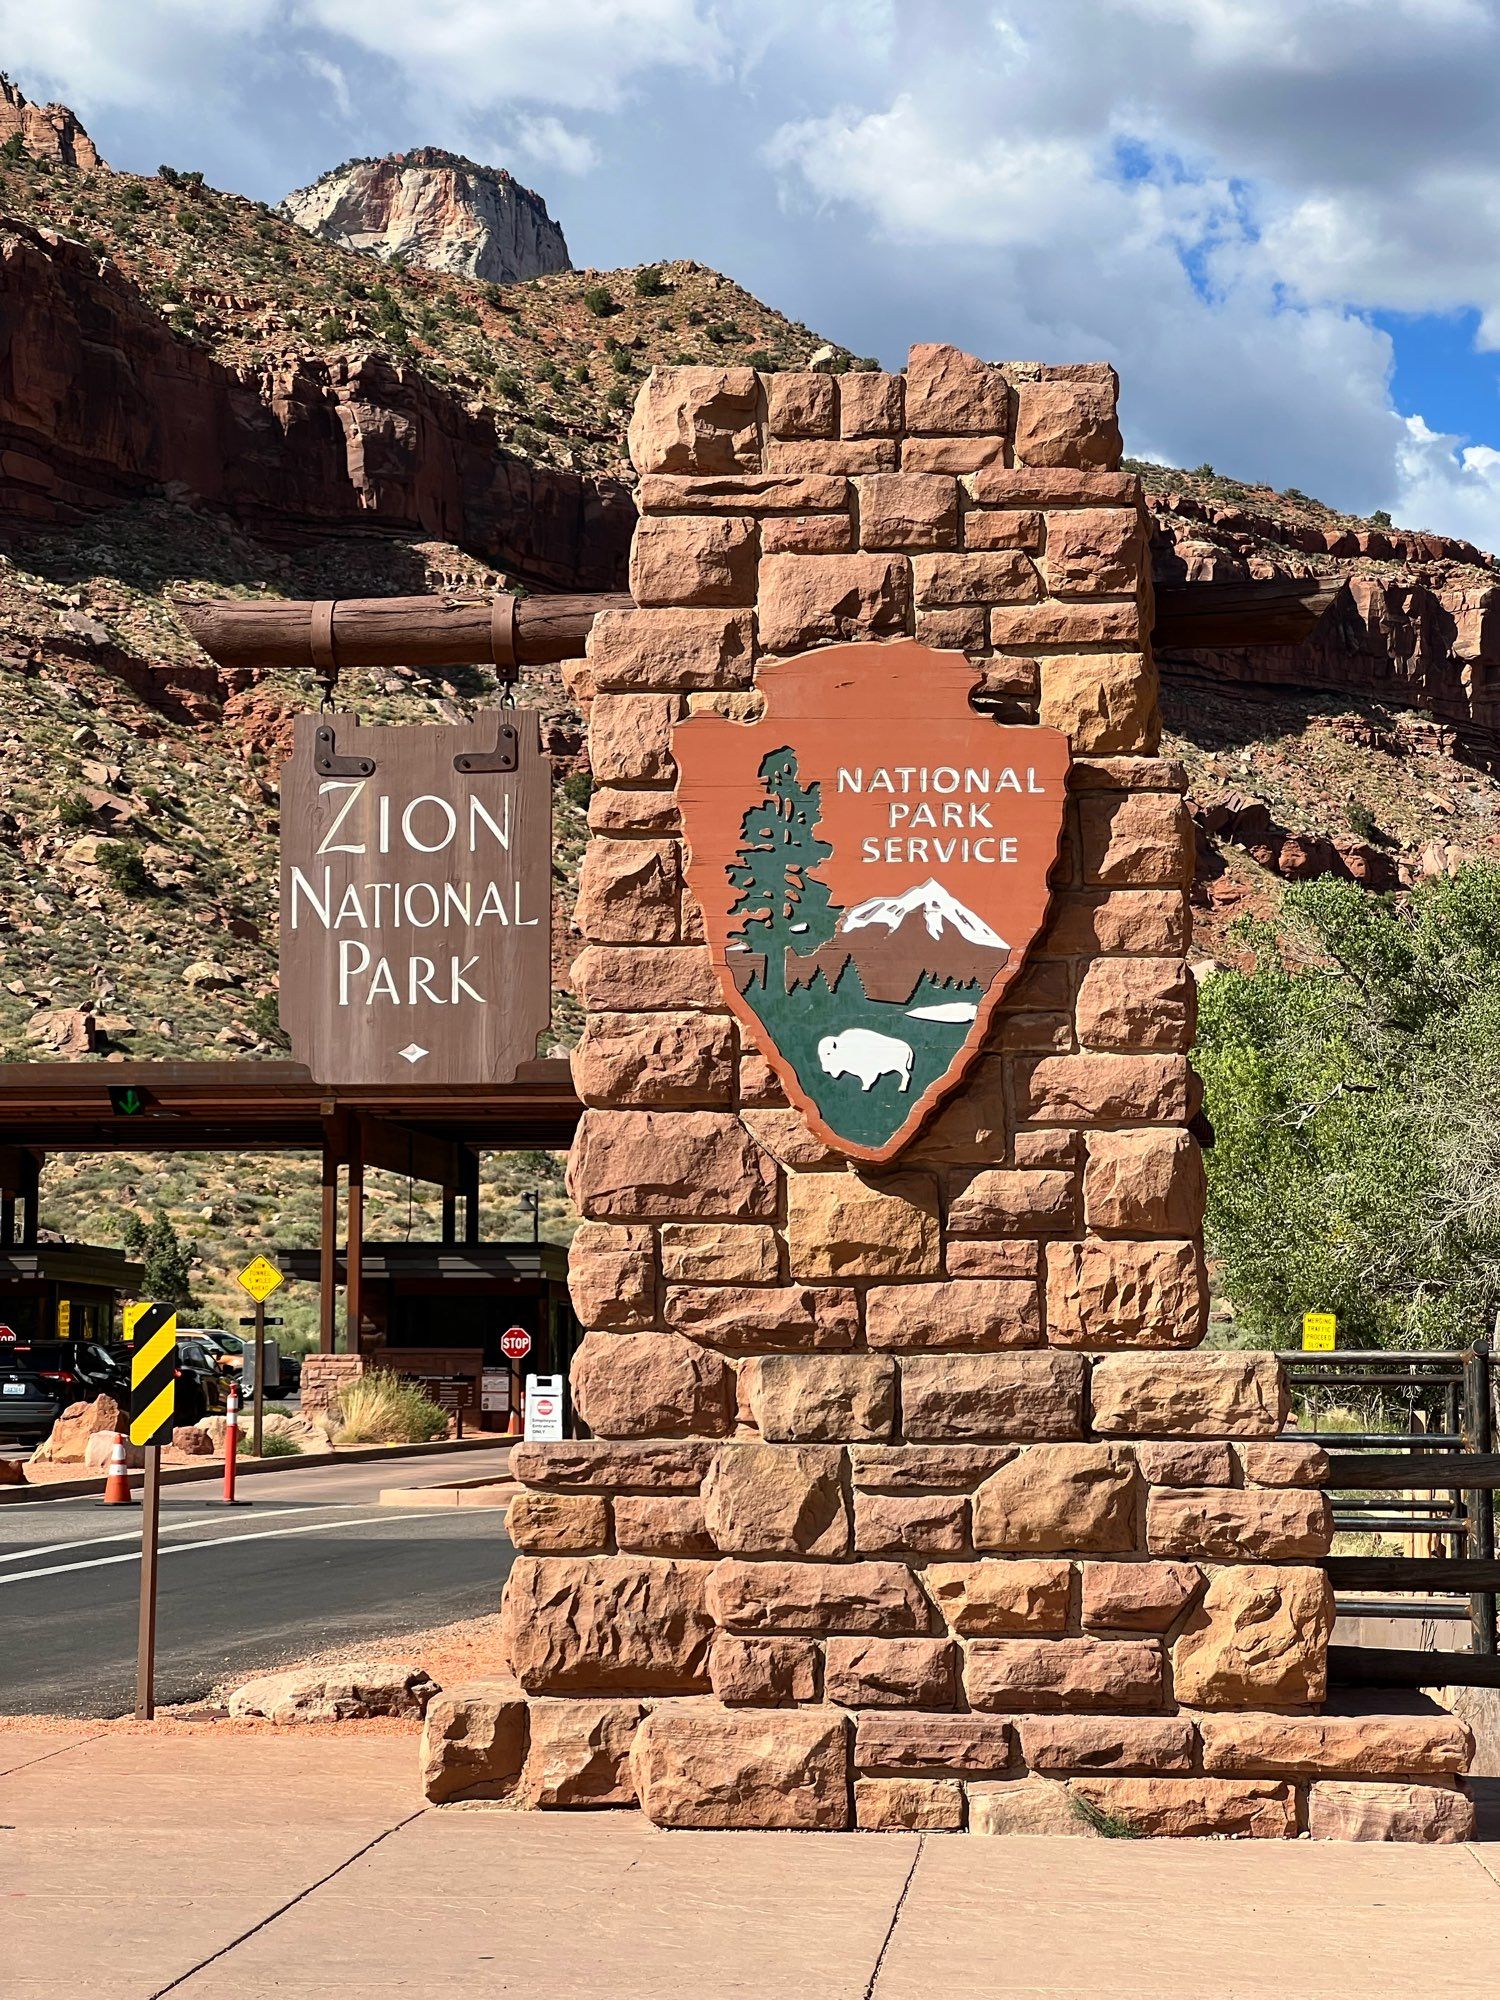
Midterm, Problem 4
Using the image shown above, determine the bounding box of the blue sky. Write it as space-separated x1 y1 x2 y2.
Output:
9 0 1500 545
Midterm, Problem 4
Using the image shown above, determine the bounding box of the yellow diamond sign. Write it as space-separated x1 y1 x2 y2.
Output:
237 1255 285 1303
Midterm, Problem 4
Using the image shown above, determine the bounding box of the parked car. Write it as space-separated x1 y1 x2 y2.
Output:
0 1363 68 1442
16 1339 130 1405
171 1336 235 1423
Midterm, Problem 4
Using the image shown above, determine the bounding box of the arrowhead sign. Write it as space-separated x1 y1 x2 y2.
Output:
237 1255 285 1303
674 640 1069 1163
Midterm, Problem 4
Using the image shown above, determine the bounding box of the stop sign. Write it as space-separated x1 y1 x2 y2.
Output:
500 1326 532 1362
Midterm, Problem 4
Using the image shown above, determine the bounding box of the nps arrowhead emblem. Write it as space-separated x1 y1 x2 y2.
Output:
673 640 1069 1164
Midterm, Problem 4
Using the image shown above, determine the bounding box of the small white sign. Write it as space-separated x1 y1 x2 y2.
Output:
480 1367 511 1414
524 1373 565 1442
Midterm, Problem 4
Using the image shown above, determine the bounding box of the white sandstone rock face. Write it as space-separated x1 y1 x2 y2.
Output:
281 149 571 285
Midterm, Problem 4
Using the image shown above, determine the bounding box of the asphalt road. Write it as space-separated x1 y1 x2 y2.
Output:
0 1453 516 1717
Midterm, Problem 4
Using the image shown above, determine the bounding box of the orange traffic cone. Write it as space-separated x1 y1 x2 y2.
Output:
100 1433 136 1507
506 1407 522 1436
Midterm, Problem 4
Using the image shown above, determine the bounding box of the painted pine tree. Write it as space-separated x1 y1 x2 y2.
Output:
726 748 838 985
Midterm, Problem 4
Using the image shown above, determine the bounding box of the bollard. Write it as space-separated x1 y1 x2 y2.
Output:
220 1383 249 1505
100 1432 136 1507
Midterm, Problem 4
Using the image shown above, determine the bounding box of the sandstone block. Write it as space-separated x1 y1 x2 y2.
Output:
855 1711 1014 1772
587 693 679 785
572 1010 735 1108
702 1442 849 1556
858 472 958 550
855 1777 965 1831
826 1636 958 1709
966 466 1140 508
962 508 1042 551
1012 374 1121 469
501 1556 714 1694
630 514 757 608
1201 1711 1474 1779
1076 956 1195 1053
571 944 723 1013
708 1557 931 1634
757 552 910 653
1083 1128 1206 1236
519 1699 643 1808
1307 1780 1474 1843
633 1701 850 1829
864 1278 1040 1350
1147 1488 1334 1562
969 1776 1096 1836
1018 1715 1196 1775
505 1491 610 1554
709 1634 820 1705
1069 1776 1293 1839
743 1353 896 1442
1237 1441 1330 1487
420 1681 528 1803
768 437 898 476
573 838 678 944
664 1283 857 1352
741 1107 845 1170
839 369 904 437
786 1172 941 1279
945 1169 1077 1237
1009 1133 1078 1175
849 1444 1019 1491
902 436 1007 474
628 366 760 475
509 1441 710 1491
570 1330 734 1440
905 343 1010 435
1135 1441 1235 1486
1042 889 1187 956
760 512 856 555
587 607 753 692
766 370 837 438
926 1558 1071 1636
590 790 679 839
914 605 988 652
1172 1565 1333 1709
901 1352 1086 1441
992 600 1140 649
1080 1560 1202 1632
1091 1352 1288 1437
659 1223 779 1285
567 1221 656 1332
570 1109 777 1221
1079 792 1192 888
853 1491 968 1556
612 1494 716 1556
638 472 848 513
1046 1237 1207 1348
972 1444 1138 1553
1019 1054 1192 1125
1044 507 1142 592
913 549 1042 607
966 1637 1164 1712
1038 652 1157 755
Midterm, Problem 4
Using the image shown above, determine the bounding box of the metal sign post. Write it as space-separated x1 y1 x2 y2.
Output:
236 1258 284 1459
124 1300 179 1722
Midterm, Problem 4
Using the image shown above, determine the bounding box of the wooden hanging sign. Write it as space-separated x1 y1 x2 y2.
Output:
674 640 1069 1163
279 709 552 1087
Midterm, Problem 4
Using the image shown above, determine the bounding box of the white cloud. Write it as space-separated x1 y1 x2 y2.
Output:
511 114 599 177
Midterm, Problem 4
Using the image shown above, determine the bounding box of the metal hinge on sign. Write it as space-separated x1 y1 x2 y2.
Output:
313 725 376 777
454 713 519 774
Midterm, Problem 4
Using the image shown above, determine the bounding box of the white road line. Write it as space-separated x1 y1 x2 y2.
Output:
0 1503 333 1565
0 1512 447 1585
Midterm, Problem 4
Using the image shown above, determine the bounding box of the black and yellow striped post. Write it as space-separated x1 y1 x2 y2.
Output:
123 1301 178 1719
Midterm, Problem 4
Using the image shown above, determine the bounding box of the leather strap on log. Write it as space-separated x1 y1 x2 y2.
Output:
177 591 630 676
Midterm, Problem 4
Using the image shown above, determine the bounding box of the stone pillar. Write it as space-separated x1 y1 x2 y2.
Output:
473 349 1473 1838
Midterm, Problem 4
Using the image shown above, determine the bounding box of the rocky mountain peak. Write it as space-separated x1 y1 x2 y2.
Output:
0 77 102 170
279 147 571 285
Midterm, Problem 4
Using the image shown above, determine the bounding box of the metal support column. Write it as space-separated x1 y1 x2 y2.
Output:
20 1149 39 1247
1468 1337 1497 1655
345 1117 364 1352
460 1147 480 1248
318 1124 339 1356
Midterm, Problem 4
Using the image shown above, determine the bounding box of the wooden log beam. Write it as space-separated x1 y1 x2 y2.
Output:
1325 1556 1500 1591
1326 1452 1500 1490
178 592 631 674
1329 1644 1500 1689
1151 576 1344 651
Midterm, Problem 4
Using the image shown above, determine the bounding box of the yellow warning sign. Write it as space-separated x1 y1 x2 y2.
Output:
124 1301 178 1447
236 1255 285 1303
1301 1311 1337 1352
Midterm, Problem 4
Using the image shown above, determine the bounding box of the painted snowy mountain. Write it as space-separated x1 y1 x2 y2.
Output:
788 878 1010 1003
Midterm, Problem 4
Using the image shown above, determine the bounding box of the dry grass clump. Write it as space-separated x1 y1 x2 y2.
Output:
333 1371 448 1445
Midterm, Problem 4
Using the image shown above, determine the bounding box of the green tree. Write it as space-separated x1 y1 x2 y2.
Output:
1198 863 1500 1348
141 1212 198 1307
726 748 838 979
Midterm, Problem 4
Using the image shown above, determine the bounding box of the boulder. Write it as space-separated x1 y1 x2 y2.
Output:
229 1660 437 1723
29 1395 126 1465
171 1426 213 1457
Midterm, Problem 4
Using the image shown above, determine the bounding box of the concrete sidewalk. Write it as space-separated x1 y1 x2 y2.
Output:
5 1729 1499 2000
